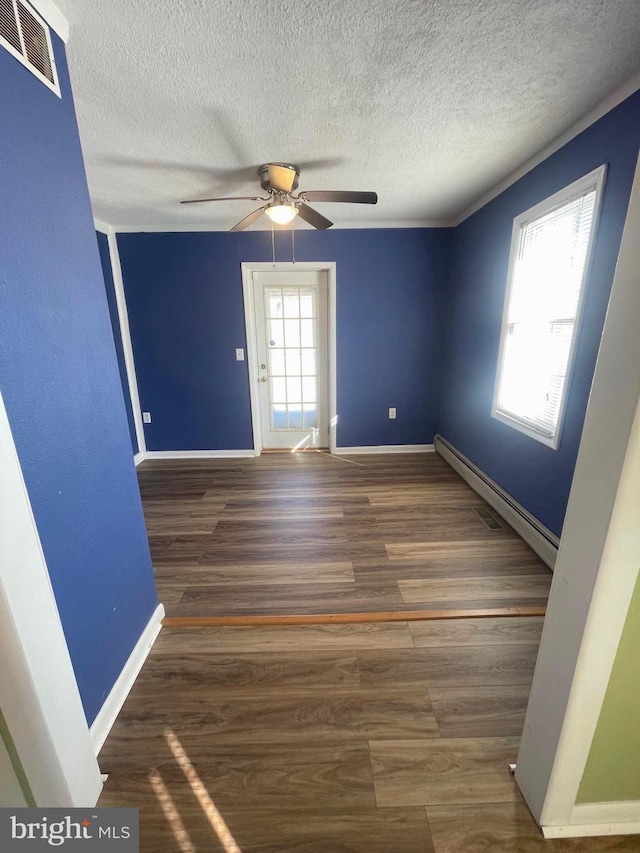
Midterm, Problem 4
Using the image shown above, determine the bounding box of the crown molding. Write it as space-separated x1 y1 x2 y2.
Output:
98 220 452 234
93 219 112 235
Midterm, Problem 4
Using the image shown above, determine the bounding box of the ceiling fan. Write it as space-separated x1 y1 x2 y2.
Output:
180 162 377 231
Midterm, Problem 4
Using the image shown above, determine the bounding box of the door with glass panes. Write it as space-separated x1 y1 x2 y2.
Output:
252 270 328 449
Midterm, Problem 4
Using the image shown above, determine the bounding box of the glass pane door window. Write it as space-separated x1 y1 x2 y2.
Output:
265 286 318 431
252 269 329 451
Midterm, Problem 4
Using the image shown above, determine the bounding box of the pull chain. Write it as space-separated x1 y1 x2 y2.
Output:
271 218 276 268
291 221 296 264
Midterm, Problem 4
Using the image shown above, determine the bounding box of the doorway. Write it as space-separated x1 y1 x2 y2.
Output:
242 262 337 454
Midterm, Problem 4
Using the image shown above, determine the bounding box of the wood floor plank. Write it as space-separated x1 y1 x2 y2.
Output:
198 542 352 566
399 575 552 604
222 807 436 853
357 645 539 688
152 585 185 608
409 616 545 647
152 622 416 653
426 802 640 852
206 518 349 546
366 483 487 506
104 687 440 745
223 494 370 510
355 559 550 583
101 742 378 810
97 803 436 853
429 685 531 737
149 536 209 566
137 453 553 619
349 515 518 545
154 560 355 586
223 507 345 521
144 517 219 536
138 650 362 693
141 497 226 513
385 539 549 572
369 737 520 806
172 580 404 616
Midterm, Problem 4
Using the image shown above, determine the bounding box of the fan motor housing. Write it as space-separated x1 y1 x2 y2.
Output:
258 163 300 192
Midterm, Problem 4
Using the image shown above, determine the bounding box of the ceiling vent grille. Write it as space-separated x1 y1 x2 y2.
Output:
0 0 60 96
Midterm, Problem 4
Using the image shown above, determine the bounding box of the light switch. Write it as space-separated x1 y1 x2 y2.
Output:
389 407 397 419
143 412 152 424
235 348 245 361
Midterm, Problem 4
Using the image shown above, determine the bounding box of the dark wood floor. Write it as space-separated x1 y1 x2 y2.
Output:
98 619 638 851
97 454 639 849
138 452 552 618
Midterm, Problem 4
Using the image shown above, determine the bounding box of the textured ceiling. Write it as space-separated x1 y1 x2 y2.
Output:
55 0 640 230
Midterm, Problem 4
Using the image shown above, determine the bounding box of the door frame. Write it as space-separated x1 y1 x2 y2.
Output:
242 261 337 455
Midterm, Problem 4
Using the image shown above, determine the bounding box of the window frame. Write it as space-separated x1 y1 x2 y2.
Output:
491 164 607 449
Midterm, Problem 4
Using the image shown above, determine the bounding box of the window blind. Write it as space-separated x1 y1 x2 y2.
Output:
495 187 597 438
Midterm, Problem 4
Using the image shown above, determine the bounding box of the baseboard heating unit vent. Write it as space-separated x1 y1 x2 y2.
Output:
0 0 60 95
435 434 559 570
472 506 504 531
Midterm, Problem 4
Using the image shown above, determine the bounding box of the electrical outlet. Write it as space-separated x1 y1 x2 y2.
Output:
235 348 245 361
389 407 397 419
143 412 152 424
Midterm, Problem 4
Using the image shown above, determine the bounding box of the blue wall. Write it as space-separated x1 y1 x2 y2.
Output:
439 90 640 536
0 35 157 724
96 231 138 454
117 228 453 450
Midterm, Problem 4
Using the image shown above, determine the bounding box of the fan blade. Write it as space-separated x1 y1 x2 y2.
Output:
230 205 269 232
300 191 378 204
268 164 297 193
294 157 344 172
296 203 333 230
181 196 267 204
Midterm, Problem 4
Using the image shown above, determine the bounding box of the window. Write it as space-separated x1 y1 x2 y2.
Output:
492 165 606 449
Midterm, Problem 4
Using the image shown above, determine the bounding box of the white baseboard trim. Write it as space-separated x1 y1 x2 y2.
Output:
334 444 435 455
140 450 256 460
133 452 144 467
543 802 640 837
89 603 164 755
434 434 558 569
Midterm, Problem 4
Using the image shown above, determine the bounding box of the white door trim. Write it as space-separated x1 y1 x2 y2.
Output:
0 389 103 807
106 227 147 456
242 262 337 455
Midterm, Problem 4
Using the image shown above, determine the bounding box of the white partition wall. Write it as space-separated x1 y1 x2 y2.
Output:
516 148 640 837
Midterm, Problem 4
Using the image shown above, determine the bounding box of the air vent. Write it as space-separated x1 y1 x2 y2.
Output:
0 0 59 96
472 506 504 531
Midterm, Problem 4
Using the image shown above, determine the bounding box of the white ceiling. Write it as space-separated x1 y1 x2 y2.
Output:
55 0 640 230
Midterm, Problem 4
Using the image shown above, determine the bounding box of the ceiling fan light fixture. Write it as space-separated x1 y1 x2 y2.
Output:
265 202 298 225
180 163 376 231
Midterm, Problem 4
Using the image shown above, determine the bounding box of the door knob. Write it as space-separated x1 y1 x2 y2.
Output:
261 376 268 382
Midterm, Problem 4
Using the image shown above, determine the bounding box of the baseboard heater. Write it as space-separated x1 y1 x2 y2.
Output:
434 434 558 570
